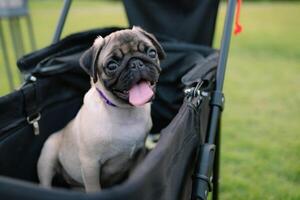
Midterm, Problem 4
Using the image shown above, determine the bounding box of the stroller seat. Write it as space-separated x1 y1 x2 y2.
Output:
0 27 218 200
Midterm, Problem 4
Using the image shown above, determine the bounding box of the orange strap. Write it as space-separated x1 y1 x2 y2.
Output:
234 0 242 35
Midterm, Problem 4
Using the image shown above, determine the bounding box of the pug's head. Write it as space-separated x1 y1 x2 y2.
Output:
80 27 165 106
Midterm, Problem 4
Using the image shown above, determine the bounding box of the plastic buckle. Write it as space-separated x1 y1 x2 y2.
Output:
193 174 212 191
210 91 225 111
192 144 216 200
27 112 41 135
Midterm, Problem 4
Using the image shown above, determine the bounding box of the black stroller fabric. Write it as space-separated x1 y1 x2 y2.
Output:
124 0 220 46
0 27 218 200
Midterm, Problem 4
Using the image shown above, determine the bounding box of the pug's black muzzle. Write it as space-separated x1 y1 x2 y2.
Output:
103 53 161 102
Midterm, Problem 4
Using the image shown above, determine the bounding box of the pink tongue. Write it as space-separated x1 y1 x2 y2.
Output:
129 81 154 106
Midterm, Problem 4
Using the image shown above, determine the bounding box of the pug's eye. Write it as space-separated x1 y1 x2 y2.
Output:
106 60 119 71
147 48 157 59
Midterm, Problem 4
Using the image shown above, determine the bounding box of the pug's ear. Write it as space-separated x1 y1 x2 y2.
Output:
132 26 166 60
80 36 104 83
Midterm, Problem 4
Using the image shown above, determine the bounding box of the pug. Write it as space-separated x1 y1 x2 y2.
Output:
37 26 165 192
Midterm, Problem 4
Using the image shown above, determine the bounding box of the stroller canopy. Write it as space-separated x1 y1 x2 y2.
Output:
124 0 220 46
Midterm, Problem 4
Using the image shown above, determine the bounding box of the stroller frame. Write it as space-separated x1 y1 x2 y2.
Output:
50 0 237 199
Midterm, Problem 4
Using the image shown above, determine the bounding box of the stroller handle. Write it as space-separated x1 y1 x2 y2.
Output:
52 0 72 44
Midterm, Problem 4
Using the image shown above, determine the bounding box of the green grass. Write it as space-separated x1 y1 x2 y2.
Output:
214 2 300 200
1 1 300 199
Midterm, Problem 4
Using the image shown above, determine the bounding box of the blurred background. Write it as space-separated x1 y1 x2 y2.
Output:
0 0 299 199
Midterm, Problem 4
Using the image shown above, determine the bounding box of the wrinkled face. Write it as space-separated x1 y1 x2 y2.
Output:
80 27 166 106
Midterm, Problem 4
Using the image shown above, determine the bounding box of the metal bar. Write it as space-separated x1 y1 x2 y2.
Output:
52 0 72 44
25 15 36 50
8 17 24 82
8 17 22 59
11 17 24 81
207 0 236 144
212 118 221 200
0 19 15 90
14 17 25 54
192 1 237 200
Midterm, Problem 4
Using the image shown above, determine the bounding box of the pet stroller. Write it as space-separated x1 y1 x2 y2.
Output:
0 0 239 199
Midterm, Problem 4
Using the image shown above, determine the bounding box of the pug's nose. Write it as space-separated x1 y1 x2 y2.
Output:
129 59 145 70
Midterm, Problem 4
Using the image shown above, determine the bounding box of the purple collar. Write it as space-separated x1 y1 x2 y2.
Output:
95 88 117 107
